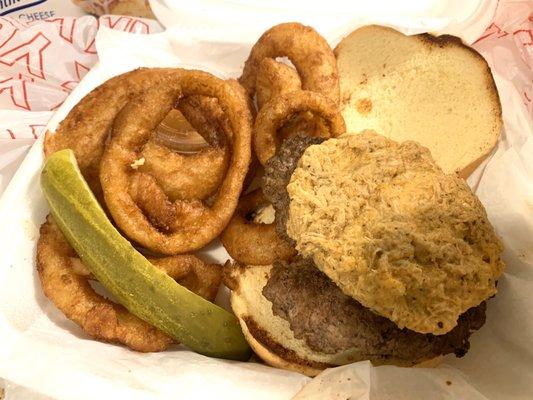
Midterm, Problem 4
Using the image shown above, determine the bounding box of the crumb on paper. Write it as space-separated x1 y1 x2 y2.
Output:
130 157 145 170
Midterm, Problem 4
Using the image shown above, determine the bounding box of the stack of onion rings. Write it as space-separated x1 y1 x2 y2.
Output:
40 68 253 349
44 69 235 202
221 23 345 265
242 23 341 161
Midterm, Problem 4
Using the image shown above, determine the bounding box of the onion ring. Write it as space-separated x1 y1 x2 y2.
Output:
256 58 301 110
254 90 346 165
240 22 340 104
256 58 332 145
140 96 232 201
44 69 172 196
100 69 253 255
221 189 296 265
36 216 222 352
44 69 233 201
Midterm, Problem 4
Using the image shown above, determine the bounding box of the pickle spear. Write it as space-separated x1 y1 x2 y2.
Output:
41 149 251 361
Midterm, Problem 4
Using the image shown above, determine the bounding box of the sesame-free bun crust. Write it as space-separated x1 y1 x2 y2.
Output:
224 263 442 376
335 25 502 177
225 264 336 377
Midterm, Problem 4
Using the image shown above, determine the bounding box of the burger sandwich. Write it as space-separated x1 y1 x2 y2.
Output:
224 131 505 376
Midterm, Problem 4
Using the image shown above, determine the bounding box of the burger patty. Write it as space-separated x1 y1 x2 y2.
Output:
262 258 486 365
263 134 324 242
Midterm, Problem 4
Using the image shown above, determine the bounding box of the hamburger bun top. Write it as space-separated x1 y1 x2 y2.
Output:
286 132 504 335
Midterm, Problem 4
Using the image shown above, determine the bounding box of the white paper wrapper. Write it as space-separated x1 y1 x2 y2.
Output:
0 0 532 399
0 110 53 195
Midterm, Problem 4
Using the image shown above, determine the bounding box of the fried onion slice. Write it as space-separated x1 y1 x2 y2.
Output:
240 22 340 105
36 216 222 352
100 69 253 254
221 189 296 265
254 90 346 165
44 69 232 201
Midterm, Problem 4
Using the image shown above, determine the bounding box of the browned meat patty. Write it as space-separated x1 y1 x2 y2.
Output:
262 257 486 365
262 134 324 243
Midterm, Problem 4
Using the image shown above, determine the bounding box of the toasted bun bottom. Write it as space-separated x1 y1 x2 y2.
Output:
237 314 326 377
226 264 442 377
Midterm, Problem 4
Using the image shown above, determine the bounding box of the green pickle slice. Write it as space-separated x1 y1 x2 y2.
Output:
41 149 251 361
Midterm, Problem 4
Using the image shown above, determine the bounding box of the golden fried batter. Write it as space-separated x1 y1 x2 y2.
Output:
44 70 232 202
240 22 339 104
221 190 296 265
256 58 301 110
